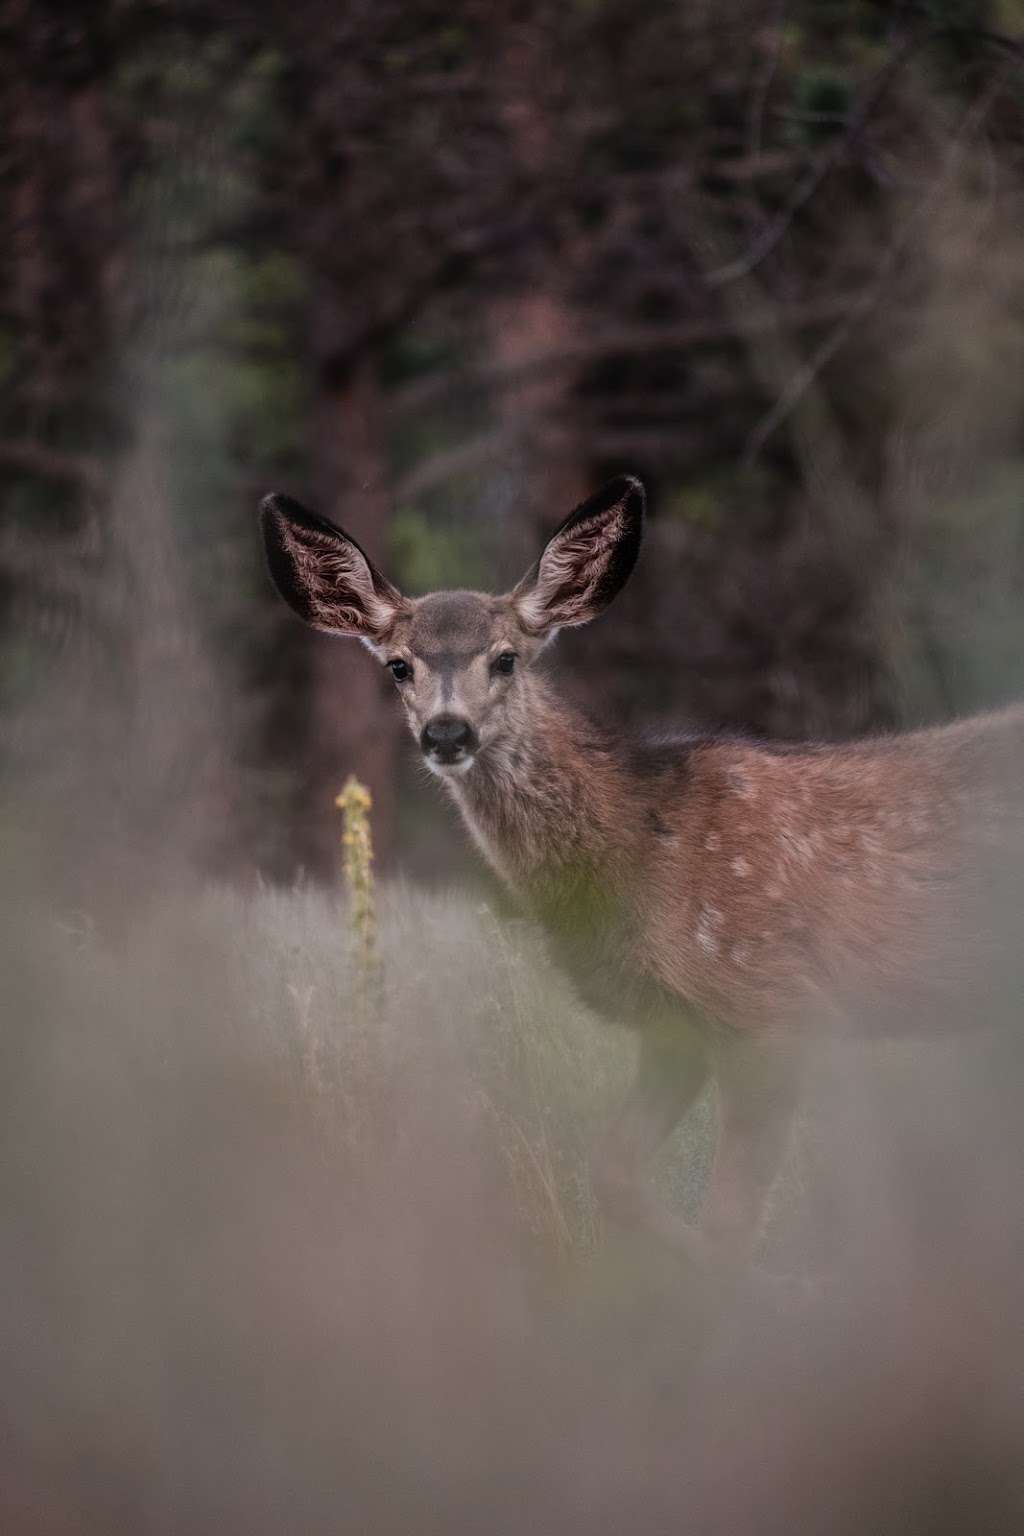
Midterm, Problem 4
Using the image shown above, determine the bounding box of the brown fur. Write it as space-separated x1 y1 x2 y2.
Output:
260 480 1024 1264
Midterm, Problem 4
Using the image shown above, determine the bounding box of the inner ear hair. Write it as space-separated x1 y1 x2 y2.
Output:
514 475 645 633
260 492 404 639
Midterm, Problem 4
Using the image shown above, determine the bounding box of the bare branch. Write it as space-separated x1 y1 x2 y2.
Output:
393 429 508 502
743 57 1017 466
747 0 789 170
385 291 868 420
0 440 107 496
707 23 1024 288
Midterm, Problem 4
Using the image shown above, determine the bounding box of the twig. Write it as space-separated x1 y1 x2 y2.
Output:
385 292 867 421
747 0 789 171
393 428 508 502
706 24 1024 288
742 56 1018 466
0 439 107 495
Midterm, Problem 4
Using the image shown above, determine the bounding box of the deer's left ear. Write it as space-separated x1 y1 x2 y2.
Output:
513 476 645 634
259 492 406 644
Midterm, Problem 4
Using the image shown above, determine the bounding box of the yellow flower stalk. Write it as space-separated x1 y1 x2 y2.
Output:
335 775 381 1011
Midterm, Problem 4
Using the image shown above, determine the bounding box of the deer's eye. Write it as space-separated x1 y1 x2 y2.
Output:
493 651 517 676
388 658 412 682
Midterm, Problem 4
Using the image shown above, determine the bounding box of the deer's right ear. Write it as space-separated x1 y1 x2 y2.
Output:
513 476 645 635
259 493 405 644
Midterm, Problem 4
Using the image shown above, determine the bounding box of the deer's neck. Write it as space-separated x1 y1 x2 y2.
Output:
445 677 629 894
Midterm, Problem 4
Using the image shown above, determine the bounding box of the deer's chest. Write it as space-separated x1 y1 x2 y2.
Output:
458 792 678 1023
525 865 677 1027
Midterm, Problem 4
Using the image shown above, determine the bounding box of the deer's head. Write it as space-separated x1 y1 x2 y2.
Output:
260 477 644 777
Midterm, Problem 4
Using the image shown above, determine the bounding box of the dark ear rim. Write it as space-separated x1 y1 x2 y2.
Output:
548 474 645 603
259 491 400 628
516 474 646 622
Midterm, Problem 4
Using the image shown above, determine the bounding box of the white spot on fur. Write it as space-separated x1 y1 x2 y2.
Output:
704 831 721 853
695 904 723 956
727 767 758 800
731 942 751 966
730 855 750 878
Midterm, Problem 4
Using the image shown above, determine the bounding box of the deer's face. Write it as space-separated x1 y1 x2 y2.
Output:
259 477 644 779
374 591 550 776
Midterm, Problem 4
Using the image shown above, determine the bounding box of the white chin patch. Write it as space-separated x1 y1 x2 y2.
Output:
424 754 475 779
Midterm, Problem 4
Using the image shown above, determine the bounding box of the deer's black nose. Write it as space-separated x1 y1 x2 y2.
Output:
421 715 477 763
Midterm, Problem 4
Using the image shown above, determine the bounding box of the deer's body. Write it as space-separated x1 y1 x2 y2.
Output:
260 477 1024 1261
449 675 1021 1032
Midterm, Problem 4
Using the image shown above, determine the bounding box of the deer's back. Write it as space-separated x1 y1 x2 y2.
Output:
637 705 1024 1034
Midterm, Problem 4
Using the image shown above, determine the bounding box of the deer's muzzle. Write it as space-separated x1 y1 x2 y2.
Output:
420 715 478 766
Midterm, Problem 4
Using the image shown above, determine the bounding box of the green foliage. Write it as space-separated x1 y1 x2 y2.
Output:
919 0 994 29
379 329 459 389
994 0 1024 29
226 49 287 156
662 482 721 530
901 463 1024 714
790 68 853 144
391 504 487 591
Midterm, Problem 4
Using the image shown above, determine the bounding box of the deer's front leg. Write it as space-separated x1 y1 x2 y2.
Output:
594 1024 803 1270
592 1026 710 1258
700 1030 803 1258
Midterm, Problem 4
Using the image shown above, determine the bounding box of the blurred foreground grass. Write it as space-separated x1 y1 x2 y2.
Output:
6 860 1024 1532
21 875 716 1262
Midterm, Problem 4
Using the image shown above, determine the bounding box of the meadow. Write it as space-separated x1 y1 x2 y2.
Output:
5 790 1024 1534
8 6 1024 1527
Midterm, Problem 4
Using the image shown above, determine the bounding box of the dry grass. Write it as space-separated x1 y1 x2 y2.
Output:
4 834 1024 1532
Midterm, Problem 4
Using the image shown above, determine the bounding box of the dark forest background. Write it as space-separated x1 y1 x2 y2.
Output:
5 0 1024 886
9 11 1024 1530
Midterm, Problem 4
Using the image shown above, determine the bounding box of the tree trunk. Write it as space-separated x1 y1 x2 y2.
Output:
489 289 589 559
306 352 398 879
487 27 588 563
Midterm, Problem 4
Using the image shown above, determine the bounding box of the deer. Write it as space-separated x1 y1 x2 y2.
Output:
260 475 1024 1266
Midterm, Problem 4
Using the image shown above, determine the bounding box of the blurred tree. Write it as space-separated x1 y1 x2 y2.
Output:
4 0 1024 883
